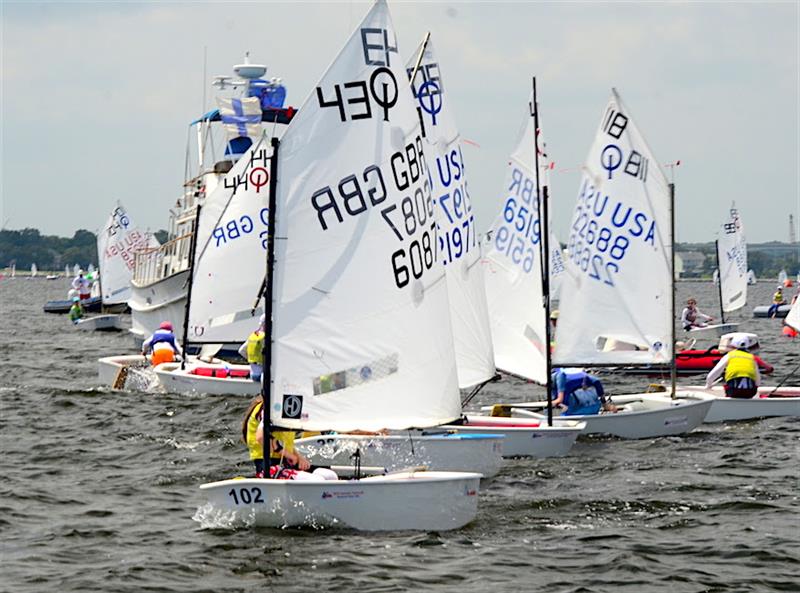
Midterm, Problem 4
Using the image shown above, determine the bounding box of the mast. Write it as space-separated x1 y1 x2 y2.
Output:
262 137 280 472
669 183 677 398
715 239 726 323
531 77 553 426
179 204 201 370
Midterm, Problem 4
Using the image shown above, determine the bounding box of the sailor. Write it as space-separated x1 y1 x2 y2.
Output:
681 297 713 330
238 315 266 382
768 286 786 318
551 368 616 416
705 335 760 398
71 269 91 301
68 296 83 324
141 321 183 366
242 397 336 481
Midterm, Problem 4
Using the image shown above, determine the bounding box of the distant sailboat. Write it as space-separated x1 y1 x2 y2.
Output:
747 269 757 285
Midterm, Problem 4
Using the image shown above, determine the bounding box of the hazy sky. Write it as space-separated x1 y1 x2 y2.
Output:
2 1 798 243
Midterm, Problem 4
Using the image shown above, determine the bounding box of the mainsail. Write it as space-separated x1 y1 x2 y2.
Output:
717 204 747 313
186 138 272 344
97 203 158 305
406 36 495 389
553 90 673 365
269 0 459 432
483 97 548 383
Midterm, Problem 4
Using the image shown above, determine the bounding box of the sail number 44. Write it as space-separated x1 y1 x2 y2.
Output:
228 487 264 505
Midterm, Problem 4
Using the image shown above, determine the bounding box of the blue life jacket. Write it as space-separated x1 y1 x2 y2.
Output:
551 370 604 416
147 329 177 351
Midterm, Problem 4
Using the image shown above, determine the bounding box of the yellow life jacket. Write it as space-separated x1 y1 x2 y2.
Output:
246 331 265 364
244 401 296 461
724 350 757 382
773 291 784 304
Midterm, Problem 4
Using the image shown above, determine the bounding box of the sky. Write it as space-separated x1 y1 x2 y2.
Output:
2 1 798 244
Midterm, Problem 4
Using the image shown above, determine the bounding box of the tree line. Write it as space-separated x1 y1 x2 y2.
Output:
0 228 168 271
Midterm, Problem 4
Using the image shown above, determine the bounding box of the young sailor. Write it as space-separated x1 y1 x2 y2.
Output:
681 297 713 330
237 315 266 381
705 335 761 398
242 397 336 481
768 286 786 318
71 270 91 301
141 321 183 366
68 296 83 324
551 368 616 415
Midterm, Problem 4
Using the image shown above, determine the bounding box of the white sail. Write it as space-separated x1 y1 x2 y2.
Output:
786 297 800 332
269 0 459 432
483 99 548 383
31 263 37 277
747 269 757 285
10 264 15 278
73 264 80 276
186 138 272 344
717 204 747 313
406 37 495 389
778 270 788 284
97 203 158 305
712 269 719 285
553 90 673 365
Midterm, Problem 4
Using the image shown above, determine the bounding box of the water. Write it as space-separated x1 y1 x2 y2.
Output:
1 279 798 592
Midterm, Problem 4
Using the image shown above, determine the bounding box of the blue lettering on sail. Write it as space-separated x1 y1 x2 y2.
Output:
566 177 659 286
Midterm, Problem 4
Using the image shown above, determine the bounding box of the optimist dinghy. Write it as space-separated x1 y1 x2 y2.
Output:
610 386 800 424
432 78 583 457
686 205 748 339
490 90 715 439
197 2 484 531
74 314 124 332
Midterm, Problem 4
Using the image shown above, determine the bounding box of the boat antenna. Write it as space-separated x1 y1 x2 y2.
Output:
531 77 554 427
714 239 726 324
669 183 677 399
262 137 281 475
179 204 202 370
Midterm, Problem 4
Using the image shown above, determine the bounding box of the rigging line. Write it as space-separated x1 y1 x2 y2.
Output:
767 362 800 396
460 373 502 408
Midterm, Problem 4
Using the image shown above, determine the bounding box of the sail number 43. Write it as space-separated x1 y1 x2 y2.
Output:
228 487 264 505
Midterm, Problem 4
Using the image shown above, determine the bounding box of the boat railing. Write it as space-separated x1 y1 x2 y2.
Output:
132 232 194 285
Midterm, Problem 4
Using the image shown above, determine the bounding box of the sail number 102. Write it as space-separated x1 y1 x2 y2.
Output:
228 487 264 505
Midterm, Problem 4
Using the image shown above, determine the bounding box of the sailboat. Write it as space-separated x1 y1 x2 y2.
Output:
412 76 584 457
747 269 757 285
197 1 482 530
492 90 712 438
30 263 37 278
686 204 745 337
76 203 155 331
164 32 502 476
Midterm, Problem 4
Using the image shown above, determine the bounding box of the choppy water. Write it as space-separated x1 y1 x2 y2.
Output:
1 279 798 592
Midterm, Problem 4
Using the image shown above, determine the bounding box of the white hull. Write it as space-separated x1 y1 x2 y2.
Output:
196 471 481 531
74 314 123 332
154 362 260 396
617 387 800 423
509 395 713 438
440 415 584 458
687 323 738 338
128 270 189 341
294 433 503 478
98 354 150 386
